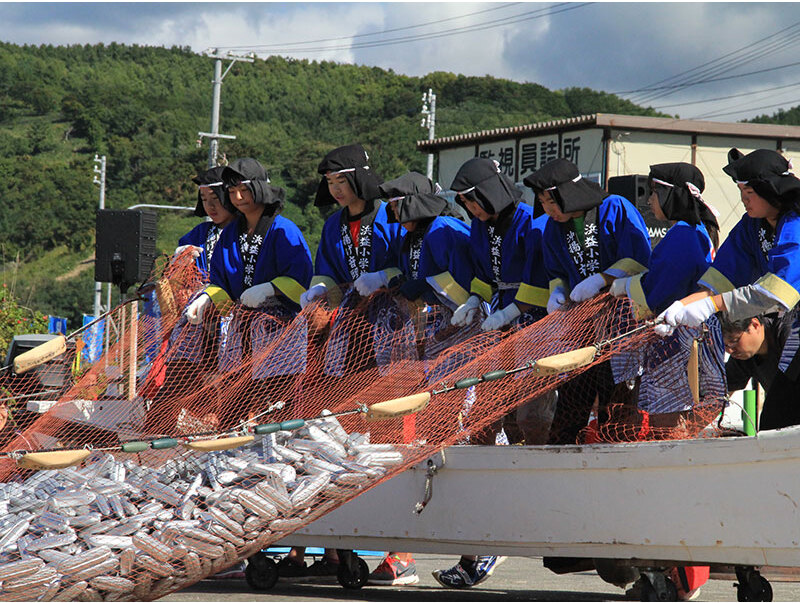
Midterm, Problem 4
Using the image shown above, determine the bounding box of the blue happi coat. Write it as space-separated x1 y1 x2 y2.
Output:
698 212 800 310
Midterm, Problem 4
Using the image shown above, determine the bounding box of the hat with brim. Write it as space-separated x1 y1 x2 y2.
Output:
523 158 606 213
723 148 800 210
192 166 234 217
450 157 521 215
315 143 382 207
222 158 285 208
387 192 447 224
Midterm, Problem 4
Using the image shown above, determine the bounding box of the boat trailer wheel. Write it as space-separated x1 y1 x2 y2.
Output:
639 570 678 601
245 552 279 591
735 566 773 602
336 549 369 589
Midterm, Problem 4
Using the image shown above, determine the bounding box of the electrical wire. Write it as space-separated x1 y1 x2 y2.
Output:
214 3 592 55
215 2 522 50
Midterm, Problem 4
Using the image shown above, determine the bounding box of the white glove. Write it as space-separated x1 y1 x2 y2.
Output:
480 303 521 332
609 277 630 298
569 273 607 303
240 282 276 308
451 295 482 327
654 300 683 337
354 271 389 296
547 286 568 314
300 283 328 309
173 244 202 260
665 296 717 328
185 294 211 325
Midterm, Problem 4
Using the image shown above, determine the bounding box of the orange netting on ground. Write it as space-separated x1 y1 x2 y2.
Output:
0 251 729 600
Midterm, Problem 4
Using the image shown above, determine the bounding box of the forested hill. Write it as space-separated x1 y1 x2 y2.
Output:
0 42 661 326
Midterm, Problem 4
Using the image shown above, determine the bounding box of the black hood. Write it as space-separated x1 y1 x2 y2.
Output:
523 158 607 213
378 171 438 199
723 148 800 212
222 158 285 211
192 166 234 217
450 157 521 215
315 143 383 207
387 192 448 224
648 162 718 227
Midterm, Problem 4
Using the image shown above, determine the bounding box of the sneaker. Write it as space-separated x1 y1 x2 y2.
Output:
432 556 506 589
304 556 339 581
210 561 245 580
367 554 420 586
276 556 307 579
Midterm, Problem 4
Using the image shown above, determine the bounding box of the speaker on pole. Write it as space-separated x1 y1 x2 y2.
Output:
607 174 669 247
95 210 157 294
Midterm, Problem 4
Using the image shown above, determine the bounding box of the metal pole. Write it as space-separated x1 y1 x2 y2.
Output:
92 155 106 320
208 58 222 169
421 89 436 181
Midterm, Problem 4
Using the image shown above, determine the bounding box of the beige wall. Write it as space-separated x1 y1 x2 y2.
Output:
438 146 476 190
607 130 693 179
694 136 776 241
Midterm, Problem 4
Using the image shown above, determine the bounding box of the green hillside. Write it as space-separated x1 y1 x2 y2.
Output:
0 42 664 328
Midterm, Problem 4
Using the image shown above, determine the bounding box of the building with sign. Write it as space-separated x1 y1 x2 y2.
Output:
417 113 800 242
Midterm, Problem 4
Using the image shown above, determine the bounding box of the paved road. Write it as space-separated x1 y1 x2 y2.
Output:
161 554 800 601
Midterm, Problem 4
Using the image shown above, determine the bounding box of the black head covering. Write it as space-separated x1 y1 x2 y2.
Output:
378 171 437 199
222 158 285 212
387 192 448 224
723 148 800 212
450 157 522 215
648 163 709 222
523 158 607 213
192 166 234 217
315 144 383 207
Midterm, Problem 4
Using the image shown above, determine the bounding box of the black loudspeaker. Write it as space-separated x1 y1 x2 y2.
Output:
607 174 670 247
95 210 157 292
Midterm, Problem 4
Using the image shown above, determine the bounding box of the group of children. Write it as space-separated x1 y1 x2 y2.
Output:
168 143 800 591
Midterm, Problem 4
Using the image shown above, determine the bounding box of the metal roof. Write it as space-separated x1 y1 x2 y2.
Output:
416 113 800 151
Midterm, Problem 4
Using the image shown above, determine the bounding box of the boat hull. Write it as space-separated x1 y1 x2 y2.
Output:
279 427 800 566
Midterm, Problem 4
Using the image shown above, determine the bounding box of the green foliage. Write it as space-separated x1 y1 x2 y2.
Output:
747 106 800 126
0 42 673 320
0 283 48 352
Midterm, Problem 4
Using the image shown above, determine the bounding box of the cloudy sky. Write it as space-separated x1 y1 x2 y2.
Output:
3 2 800 122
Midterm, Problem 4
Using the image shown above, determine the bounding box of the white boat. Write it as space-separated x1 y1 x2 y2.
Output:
278 427 800 598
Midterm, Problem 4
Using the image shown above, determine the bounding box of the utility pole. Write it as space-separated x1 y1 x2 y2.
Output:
198 49 255 169
421 88 437 181
92 154 106 320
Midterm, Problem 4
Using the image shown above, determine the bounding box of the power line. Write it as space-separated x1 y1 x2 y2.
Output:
653 80 800 110
217 3 592 55
616 19 800 97
633 27 800 105
690 97 800 120
215 3 522 50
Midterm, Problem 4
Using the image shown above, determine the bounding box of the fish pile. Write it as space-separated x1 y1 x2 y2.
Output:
0 412 405 601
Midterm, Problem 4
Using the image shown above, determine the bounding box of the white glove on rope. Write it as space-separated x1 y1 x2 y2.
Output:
480 303 521 332
547 286 568 314
451 295 482 327
654 300 683 337
354 271 389 296
609 277 630 298
300 283 328 309
240 282 276 308
173 244 202 260
185 294 211 325
569 273 607 303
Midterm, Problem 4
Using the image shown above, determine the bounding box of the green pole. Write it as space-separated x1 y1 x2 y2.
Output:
742 389 757 436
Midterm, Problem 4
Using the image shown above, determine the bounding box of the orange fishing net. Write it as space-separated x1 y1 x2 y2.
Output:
0 250 728 600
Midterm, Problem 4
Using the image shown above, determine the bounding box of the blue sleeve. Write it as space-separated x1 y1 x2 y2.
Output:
600 196 651 277
272 220 314 288
699 215 762 293
371 203 404 272
639 223 710 315
314 214 347 284
769 212 800 292
179 222 211 275
542 218 572 291
208 224 236 296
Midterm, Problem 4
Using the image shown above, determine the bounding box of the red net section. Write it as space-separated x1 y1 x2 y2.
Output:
0 251 729 600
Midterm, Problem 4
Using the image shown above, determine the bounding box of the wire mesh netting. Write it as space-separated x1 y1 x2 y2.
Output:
0 250 729 600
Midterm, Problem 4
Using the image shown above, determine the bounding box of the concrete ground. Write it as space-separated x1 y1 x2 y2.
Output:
160 554 799 601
